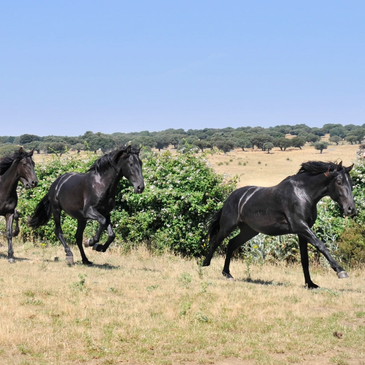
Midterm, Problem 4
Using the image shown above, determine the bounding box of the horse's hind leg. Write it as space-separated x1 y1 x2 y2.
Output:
203 232 224 266
223 225 258 280
5 213 15 263
75 220 93 265
53 209 74 265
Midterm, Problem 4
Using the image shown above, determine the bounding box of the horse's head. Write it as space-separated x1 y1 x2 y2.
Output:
115 146 145 194
328 162 356 216
17 148 38 189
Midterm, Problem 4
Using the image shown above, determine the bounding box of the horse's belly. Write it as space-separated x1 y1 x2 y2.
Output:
245 213 291 236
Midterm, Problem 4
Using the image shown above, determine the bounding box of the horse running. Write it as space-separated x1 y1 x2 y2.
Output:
0 148 38 262
29 145 144 265
203 161 356 288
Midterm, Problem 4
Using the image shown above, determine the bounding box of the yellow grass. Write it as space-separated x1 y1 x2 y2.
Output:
0 244 364 365
207 144 359 187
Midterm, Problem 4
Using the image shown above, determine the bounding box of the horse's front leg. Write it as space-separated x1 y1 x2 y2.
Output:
93 215 115 252
12 210 20 237
74 220 94 265
83 207 107 251
298 235 319 289
5 212 15 263
300 226 348 280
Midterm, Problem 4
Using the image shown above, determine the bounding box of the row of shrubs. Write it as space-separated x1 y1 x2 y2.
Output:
5 149 365 267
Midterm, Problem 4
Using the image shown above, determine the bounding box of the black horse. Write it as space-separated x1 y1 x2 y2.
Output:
203 161 356 288
29 145 144 265
0 148 38 262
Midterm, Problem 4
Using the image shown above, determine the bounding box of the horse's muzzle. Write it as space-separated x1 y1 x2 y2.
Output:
25 180 38 189
134 184 145 194
345 205 356 216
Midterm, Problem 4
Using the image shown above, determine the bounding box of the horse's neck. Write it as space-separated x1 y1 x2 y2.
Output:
0 162 20 195
92 169 120 197
298 173 329 203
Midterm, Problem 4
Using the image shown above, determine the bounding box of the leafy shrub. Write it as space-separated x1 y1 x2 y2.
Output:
16 150 237 257
114 150 237 256
337 223 365 266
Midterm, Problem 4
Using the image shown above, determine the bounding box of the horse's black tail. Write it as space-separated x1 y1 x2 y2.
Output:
28 193 52 228
207 208 222 240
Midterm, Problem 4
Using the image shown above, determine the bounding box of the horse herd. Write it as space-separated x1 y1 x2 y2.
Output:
0 146 357 288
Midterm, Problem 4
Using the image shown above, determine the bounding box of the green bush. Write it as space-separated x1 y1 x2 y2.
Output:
337 223 365 266
16 150 237 257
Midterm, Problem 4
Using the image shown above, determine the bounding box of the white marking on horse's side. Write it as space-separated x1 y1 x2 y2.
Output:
55 173 77 200
292 181 311 205
238 187 260 215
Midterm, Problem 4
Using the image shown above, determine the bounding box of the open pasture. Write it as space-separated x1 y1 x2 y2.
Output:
0 143 364 364
207 144 359 187
0 245 364 365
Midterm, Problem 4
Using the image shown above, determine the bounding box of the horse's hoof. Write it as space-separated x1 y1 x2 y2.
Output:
8 258 15 263
201 260 210 267
66 256 74 265
84 239 93 248
337 271 349 279
83 261 93 266
222 271 234 281
93 244 103 252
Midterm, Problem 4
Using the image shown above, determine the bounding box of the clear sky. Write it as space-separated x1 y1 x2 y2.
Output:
1 1 364 137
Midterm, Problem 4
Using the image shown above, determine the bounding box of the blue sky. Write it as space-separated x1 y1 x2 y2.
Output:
1 1 364 136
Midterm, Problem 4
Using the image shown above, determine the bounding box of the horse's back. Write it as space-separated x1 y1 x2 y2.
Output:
49 173 89 215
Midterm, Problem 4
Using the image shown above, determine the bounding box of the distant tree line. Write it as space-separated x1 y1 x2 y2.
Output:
1 123 365 156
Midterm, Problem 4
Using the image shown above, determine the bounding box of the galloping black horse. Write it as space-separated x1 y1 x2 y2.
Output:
0 148 38 262
29 145 144 265
203 161 356 288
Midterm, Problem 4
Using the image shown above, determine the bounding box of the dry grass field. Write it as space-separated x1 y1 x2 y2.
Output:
206 144 359 187
0 245 364 365
0 143 364 365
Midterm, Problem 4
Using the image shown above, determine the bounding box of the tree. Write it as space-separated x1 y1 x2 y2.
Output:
45 142 67 155
275 137 292 151
19 134 41 145
314 141 329 154
329 136 341 145
85 132 116 153
215 139 235 154
133 136 156 149
193 139 210 153
72 143 85 153
305 133 320 143
263 142 274 154
345 135 358 145
250 134 273 150
329 127 346 138
235 138 252 151
154 135 170 151
291 137 305 149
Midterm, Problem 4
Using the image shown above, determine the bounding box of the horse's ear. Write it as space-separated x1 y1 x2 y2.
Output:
126 145 132 154
19 147 24 154
30 149 34 156
136 147 142 155
337 161 343 170
345 164 354 173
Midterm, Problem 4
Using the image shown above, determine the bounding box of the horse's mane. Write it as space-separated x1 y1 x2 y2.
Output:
0 149 33 175
87 146 139 174
297 161 342 175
